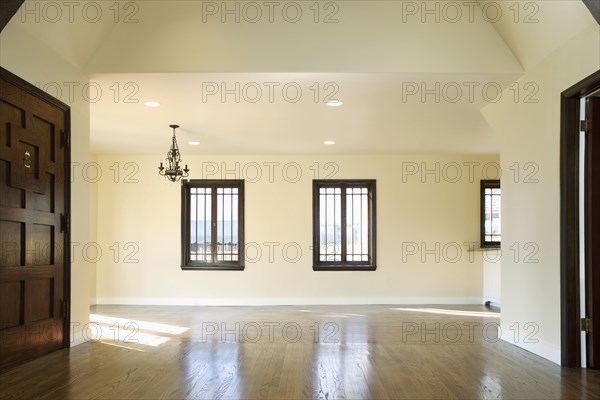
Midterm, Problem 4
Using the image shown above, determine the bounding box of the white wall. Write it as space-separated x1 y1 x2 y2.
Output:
482 24 600 364
483 250 501 307
1 23 93 346
95 154 497 305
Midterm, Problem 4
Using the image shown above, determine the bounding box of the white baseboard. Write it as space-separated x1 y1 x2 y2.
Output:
484 299 501 308
95 296 484 306
69 330 89 347
498 325 561 365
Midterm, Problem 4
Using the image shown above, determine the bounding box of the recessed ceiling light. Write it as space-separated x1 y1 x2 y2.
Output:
144 101 160 107
324 140 335 145
325 100 343 107
188 141 200 145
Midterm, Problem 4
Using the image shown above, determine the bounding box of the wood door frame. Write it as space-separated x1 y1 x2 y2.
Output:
0 66 71 348
0 0 25 33
560 69 600 367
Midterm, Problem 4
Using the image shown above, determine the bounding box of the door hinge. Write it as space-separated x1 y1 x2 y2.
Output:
61 299 70 319
581 316 591 333
581 118 593 134
60 213 70 234
60 129 70 148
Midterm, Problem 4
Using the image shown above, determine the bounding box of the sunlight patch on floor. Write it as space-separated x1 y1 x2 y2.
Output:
89 314 189 347
90 314 189 334
98 340 146 352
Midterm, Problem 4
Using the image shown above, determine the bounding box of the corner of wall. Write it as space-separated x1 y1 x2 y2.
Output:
479 24 600 363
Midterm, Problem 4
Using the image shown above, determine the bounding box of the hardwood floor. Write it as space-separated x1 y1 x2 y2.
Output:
1 304 599 399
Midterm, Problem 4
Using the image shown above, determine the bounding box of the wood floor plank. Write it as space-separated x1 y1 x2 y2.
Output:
1 304 599 399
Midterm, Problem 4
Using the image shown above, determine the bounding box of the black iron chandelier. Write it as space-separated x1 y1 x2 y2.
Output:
158 124 189 182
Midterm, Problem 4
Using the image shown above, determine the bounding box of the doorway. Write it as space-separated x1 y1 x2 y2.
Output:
560 69 600 368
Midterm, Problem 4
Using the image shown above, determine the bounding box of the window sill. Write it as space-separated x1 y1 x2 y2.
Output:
468 245 501 252
181 265 244 271
480 244 501 250
313 265 377 271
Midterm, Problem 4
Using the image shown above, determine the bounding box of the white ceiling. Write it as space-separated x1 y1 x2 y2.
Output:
7 0 597 155
90 72 516 154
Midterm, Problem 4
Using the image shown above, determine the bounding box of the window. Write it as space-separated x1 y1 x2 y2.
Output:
312 180 376 270
181 180 244 270
480 180 501 248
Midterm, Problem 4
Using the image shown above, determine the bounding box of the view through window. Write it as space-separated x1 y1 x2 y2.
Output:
181 180 244 270
313 180 376 270
481 180 501 248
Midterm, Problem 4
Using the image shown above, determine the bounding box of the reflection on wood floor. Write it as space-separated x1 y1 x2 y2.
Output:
1 304 599 399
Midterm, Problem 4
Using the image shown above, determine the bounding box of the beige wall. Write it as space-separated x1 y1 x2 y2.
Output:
95 154 497 304
90 153 98 305
482 24 600 364
1 25 93 344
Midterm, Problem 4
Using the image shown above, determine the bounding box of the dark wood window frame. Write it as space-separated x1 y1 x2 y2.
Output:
480 179 501 248
181 179 244 270
312 179 376 271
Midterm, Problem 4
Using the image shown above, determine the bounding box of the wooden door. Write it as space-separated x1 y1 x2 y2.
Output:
585 96 600 368
0 67 70 372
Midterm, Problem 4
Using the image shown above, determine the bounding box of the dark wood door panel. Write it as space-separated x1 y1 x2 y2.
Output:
0 159 25 209
0 220 24 267
31 173 55 213
6 114 51 195
0 318 63 370
0 67 70 372
0 281 23 328
0 207 56 226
